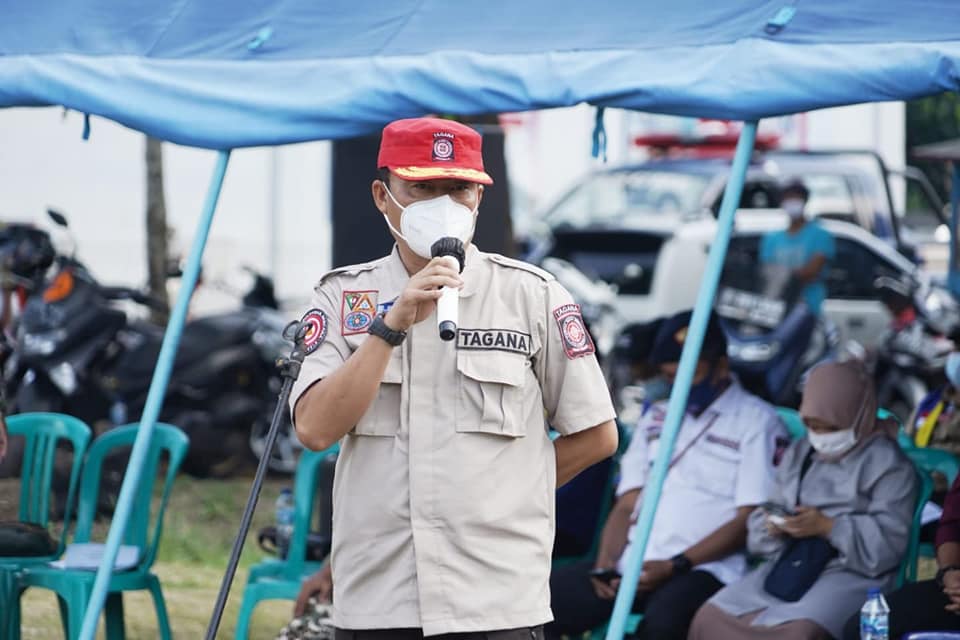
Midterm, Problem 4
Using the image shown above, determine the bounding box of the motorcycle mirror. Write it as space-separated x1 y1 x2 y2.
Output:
46 209 69 228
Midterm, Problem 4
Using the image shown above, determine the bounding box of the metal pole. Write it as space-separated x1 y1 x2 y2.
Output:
949 162 960 298
79 150 232 640
204 324 307 640
605 122 758 640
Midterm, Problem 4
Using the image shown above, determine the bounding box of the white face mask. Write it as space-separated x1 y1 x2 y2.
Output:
807 428 857 456
382 186 477 259
782 198 806 220
946 352 960 388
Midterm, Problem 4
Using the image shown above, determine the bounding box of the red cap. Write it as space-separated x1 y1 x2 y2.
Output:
377 117 493 185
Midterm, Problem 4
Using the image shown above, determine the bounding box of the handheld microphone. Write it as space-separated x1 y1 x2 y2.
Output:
431 237 466 341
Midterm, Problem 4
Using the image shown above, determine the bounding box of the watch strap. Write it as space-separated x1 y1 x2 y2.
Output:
670 553 693 575
367 313 406 346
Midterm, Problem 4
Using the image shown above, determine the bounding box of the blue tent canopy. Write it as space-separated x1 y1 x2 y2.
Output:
3 4 960 639
1 0 959 148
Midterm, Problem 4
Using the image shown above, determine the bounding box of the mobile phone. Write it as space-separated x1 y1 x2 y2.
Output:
760 501 796 518
589 568 621 584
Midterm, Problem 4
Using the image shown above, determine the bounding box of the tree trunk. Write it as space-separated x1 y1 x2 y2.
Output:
145 137 170 324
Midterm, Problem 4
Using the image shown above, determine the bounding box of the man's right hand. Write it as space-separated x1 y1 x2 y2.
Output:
384 257 462 332
293 562 333 616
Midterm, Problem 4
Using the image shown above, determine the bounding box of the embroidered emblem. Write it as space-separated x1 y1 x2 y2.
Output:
377 298 397 315
706 433 741 451
674 327 688 344
456 328 532 356
341 290 378 336
432 131 455 161
553 303 595 359
300 309 328 355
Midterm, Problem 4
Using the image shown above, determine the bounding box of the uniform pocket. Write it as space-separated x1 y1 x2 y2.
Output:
353 352 402 437
456 351 527 437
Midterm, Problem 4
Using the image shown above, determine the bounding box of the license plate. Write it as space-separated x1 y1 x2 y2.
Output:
716 287 786 329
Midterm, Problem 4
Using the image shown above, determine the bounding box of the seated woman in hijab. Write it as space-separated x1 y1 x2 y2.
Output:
688 360 918 640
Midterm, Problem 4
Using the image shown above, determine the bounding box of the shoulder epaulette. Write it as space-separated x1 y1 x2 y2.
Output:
487 253 555 282
314 255 390 288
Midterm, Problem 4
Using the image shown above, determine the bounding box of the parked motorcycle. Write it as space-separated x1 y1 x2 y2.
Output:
870 275 958 422
714 246 837 407
1 211 300 478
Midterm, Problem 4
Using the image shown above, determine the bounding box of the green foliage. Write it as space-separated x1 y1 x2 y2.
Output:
907 92 960 205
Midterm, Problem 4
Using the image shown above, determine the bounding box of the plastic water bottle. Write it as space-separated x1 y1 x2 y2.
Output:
860 588 889 639
275 488 295 559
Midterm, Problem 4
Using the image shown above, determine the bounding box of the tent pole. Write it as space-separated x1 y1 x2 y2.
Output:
79 149 232 640
604 122 758 640
950 161 960 297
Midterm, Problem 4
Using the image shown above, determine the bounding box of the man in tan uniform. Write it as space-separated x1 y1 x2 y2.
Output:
291 117 618 640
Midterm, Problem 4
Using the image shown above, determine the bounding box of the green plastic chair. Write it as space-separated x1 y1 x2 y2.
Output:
235 444 339 640
11 422 189 640
904 447 960 561
0 413 92 638
899 467 935 586
775 407 807 441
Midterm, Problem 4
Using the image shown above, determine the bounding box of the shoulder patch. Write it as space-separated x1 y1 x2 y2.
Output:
314 256 390 290
487 254 555 282
300 309 329 355
553 303 596 359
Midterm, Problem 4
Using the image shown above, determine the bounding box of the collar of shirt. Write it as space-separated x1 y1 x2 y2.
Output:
388 243 483 298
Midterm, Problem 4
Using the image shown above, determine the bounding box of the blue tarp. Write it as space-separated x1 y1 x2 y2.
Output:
1 0 959 149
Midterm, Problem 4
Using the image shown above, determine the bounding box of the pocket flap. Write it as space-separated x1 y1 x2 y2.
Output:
456 352 525 387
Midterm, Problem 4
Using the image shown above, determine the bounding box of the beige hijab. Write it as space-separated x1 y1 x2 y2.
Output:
799 360 897 459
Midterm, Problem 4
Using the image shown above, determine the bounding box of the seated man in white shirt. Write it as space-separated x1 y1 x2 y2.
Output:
546 310 788 640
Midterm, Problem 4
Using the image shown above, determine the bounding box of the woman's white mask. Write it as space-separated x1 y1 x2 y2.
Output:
807 428 857 456
382 185 477 259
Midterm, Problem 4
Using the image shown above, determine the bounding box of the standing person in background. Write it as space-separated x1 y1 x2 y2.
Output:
759 180 835 316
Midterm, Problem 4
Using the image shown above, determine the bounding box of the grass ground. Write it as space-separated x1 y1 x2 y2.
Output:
4 474 295 639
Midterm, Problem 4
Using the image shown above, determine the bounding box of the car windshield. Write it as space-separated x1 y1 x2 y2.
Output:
544 170 712 228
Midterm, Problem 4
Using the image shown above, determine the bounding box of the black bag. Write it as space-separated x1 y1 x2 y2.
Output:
0 521 58 557
763 535 837 602
763 449 838 602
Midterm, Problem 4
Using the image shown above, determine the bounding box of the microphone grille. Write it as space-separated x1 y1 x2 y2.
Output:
430 237 466 273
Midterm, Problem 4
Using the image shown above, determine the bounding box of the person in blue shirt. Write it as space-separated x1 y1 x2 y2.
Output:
759 181 836 315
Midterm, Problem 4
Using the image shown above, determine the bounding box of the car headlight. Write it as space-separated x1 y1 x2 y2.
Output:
48 362 78 395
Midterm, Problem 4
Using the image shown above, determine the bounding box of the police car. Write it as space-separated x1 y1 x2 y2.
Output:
524 151 951 350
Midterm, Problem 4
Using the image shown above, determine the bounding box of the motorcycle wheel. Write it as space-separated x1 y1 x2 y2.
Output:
249 412 301 475
180 427 250 479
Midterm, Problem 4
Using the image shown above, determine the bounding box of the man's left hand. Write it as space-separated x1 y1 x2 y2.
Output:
637 560 673 592
779 506 833 539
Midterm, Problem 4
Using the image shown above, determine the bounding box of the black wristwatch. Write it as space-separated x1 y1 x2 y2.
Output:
367 313 406 347
670 553 693 575
936 564 960 587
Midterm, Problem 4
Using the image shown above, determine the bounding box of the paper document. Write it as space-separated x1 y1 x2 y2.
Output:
48 543 141 571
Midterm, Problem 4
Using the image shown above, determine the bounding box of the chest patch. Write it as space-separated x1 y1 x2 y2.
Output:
457 328 531 355
341 290 378 336
553 303 596 359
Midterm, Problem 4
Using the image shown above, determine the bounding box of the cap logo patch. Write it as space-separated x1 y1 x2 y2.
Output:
553 303 596 359
432 131 455 161
674 327 688 343
342 290 378 336
300 309 328 355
